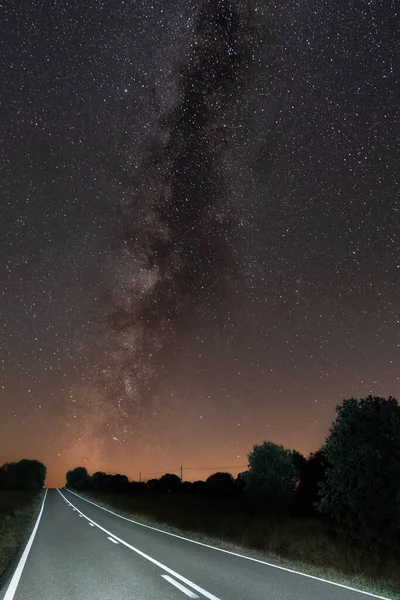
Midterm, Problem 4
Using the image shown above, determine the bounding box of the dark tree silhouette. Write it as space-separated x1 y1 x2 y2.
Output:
181 481 193 495
244 441 298 517
145 478 159 492
109 474 129 493
0 459 46 490
235 472 247 491
158 473 182 493
206 472 235 497
66 466 90 489
317 396 400 553
290 449 307 477
90 471 108 490
191 480 207 496
294 450 325 516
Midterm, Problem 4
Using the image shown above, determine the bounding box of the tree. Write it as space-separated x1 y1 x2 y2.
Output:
294 450 325 516
90 471 107 490
191 480 207 496
206 472 235 497
244 441 298 517
158 473 181 493
317 396 400 553
145 478 159 492
235 471 247 491
109 474 129 493
66 467 90 489
0 460 46 490
290 449 307 477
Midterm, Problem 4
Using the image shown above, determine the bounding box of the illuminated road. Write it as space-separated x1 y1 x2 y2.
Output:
0 489 390 600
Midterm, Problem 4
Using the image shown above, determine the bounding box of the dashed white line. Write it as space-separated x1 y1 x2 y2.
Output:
79 515 83 517
162 575 199 598
57 489 221 600
3 490 48 600
107 536 119 544
89 523 95 527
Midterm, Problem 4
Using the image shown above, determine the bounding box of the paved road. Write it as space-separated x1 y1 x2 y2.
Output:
0 489 391 600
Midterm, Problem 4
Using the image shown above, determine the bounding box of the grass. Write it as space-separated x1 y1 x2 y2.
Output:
73 489 400 600
0 489 44 580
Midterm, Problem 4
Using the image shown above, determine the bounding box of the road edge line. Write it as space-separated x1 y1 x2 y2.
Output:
3 489 48 600
63 487 392 600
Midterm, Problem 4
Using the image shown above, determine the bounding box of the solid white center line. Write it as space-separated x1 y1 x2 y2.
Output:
162 575 199 598
107 536 119 544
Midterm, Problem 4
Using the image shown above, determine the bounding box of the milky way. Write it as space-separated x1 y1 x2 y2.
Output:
101 0 259 432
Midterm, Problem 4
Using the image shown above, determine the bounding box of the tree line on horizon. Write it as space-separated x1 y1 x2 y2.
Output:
0 459 46 491
66 395 400 556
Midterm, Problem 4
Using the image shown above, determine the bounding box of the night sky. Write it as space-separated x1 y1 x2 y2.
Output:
1 0 398 488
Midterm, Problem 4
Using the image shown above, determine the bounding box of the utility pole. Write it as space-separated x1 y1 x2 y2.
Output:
180 465 183 483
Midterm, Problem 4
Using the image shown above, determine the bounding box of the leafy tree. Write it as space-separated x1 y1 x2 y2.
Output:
90 471 107 490
235 471 247 491
158 473 182 493
0 460 46 490
109 474 129 493
206 472 235 497
191 480 207 496
244 441 298 517
290 449 307 477
181 481 193 494
317 396 400 553
145 478 159 492
66 466 90 489
294 450 325 516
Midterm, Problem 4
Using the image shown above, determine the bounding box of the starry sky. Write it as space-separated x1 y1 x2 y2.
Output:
1 0 398 488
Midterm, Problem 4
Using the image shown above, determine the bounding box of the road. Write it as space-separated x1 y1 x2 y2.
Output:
0 488 391 600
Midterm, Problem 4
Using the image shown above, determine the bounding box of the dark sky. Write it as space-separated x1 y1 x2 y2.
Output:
1 0 398 487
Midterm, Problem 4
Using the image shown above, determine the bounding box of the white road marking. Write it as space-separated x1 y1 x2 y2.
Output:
79 515 83 517
64 487 390 600
107 536 119 544
162 575 199 598
57 489 221 600
89 523 95 527
3 489 48 600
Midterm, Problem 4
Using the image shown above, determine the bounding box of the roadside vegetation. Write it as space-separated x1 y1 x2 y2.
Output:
67 396 400 599
0 460 46 580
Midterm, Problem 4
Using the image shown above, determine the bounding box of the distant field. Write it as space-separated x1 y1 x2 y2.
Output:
73 489 400 600
0 490 44 579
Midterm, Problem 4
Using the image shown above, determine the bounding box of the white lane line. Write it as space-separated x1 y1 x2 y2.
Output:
57 489 220 600
89 523 95 527
3 489 48 600
107 536 119 544
79 515 83 517
162 575 199 598
64 488 389 600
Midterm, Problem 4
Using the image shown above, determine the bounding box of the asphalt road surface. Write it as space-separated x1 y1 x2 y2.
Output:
0 488 391 600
